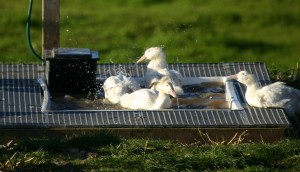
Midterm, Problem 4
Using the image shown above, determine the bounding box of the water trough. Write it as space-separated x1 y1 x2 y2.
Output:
0 62 292 143
10 1 291 143
40 75 243 112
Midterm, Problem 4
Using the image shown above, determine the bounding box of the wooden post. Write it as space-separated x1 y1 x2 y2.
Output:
42 0 60 59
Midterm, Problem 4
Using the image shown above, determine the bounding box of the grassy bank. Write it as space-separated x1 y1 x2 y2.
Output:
0 0 299 71
1 1 300 171
1 132 300 171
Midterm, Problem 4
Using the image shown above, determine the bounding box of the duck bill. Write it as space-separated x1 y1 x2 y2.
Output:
226 74 238 80
169 90 177 98
136 55 147 64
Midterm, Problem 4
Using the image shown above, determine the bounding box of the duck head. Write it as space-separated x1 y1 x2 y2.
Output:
136 47 166 64
228 71 259 86
159 77 177 98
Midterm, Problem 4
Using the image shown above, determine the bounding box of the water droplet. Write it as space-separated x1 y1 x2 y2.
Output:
28 105 35 109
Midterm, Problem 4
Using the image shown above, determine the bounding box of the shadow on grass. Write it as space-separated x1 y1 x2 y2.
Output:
0 132 122 171
19 162 85 172
223 37 281 54
17 131 122 153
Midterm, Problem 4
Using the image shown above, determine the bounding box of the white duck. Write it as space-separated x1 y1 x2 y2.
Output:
229 70 300 119
103 74 141 104
136 47 184 95
119 76 177 110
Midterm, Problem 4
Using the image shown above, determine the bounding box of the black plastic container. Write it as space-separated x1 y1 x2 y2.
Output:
45 48 99 95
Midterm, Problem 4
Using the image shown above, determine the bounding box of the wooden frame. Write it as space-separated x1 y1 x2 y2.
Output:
42 0 60 59
0 128 292 144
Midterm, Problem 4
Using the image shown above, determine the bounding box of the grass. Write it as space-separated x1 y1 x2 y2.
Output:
0 0 299 71
1 0 300 171
1 132 300 171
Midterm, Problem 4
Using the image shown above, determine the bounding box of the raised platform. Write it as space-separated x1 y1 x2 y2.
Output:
0 63 291 143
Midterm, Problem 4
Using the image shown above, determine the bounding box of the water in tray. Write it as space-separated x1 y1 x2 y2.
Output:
49 81 227 110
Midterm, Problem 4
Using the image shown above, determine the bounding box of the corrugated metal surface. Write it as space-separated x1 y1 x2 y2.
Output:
0 63 290 128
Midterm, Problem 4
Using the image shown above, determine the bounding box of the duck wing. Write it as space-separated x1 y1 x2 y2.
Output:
104 75 141 104
122 76 141 92
145 68 164 87
256 82 293 108
157 69 184 95
169 70 183 85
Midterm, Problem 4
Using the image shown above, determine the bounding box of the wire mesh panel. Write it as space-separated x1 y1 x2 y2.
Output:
0 63 290 128
0 64 45 126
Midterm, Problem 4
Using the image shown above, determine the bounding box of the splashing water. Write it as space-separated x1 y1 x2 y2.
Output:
176 97 180 109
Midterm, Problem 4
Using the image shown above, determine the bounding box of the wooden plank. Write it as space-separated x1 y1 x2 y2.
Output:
0 127 292 144
42 0 60 59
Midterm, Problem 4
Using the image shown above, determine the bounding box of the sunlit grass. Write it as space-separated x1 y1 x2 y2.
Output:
0 0 299 70
0 1 299 170
1 133 300 171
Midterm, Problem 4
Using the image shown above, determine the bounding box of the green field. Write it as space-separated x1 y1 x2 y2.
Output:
1 1 300 171
1 0 299 71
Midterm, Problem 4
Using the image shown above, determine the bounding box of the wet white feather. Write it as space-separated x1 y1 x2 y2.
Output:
119 77 176 110
103 74 141 104
137 47 184 95
234 71 300 118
